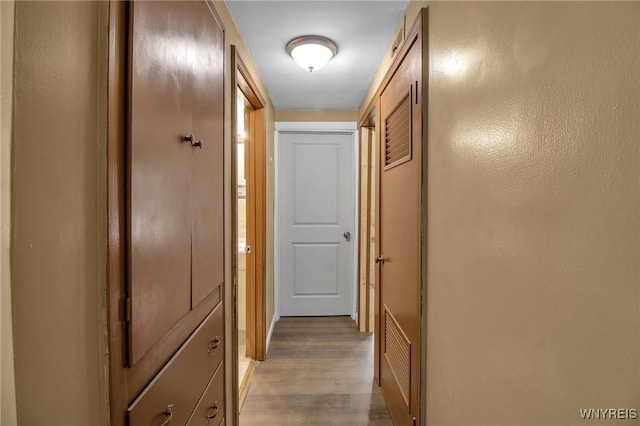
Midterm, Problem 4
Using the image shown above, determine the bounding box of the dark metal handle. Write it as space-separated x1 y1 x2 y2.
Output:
160 404 174 426
183 134 203 148
375 255 385 264
207 336 221 353
205 402 219 421
343 231 351 242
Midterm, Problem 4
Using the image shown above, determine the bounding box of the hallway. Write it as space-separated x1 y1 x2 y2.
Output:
240 317 392 425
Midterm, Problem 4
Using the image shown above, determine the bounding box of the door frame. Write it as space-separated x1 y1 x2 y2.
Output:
358 8 429 424
230 47 267 416
357 109 377 333
358 102 382 383
274 122 359 323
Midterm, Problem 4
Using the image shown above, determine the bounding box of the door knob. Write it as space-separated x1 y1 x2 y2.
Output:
245 245 251 254
375 255 385 264
343 231 351 242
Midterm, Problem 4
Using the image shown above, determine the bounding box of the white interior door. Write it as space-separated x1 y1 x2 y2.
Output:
278 131 355 316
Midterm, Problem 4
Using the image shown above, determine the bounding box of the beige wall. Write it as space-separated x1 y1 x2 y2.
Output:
219 0 276 340
11 2 110 425
424 2 639 425
275 109 357 123
362 1 640 424
0 1 17 425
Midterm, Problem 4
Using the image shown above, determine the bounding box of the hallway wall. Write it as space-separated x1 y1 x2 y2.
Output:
363 2 639 425
10 2 110 425
0 1 17 424
212 0 276 342
425 3 639 424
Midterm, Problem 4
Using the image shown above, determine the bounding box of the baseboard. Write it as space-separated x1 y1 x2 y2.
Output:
265 316 278 354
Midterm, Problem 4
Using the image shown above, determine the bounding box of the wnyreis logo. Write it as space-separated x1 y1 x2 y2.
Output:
580 408 638 420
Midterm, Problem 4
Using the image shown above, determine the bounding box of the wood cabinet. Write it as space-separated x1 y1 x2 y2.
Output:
108 1 226 425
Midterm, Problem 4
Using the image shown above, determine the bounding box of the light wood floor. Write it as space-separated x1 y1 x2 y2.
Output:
239 316 393 425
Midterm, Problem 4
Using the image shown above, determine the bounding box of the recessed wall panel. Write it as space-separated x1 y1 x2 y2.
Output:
294 143 339 225
293 243 339 296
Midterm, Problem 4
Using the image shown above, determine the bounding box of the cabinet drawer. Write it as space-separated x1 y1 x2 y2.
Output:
187 362 225 425
127 303 224 425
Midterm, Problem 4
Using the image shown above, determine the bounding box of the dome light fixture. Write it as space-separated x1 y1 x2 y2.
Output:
286 35 338 72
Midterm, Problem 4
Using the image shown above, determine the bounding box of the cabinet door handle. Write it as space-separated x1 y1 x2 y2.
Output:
205 402 219 421
207 336 221 353
160 404 174 426
183 134 203 149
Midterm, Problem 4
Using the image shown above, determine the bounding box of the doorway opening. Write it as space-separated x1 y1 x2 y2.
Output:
236 90 254 403
231 46 267 418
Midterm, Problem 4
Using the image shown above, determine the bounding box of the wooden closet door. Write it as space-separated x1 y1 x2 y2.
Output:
378 34 422 425
128 1 194 365
190 1 225 307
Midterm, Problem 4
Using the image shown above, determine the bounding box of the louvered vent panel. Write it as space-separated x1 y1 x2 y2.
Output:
384 308 411 408
384 93 411 169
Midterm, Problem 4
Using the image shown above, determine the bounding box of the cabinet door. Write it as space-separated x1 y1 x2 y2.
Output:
128 1 194 365
191 2 225 307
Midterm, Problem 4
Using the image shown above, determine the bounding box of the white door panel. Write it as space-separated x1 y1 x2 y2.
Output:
279 131 355 316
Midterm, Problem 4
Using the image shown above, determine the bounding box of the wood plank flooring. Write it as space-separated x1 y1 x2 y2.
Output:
239 316 393 425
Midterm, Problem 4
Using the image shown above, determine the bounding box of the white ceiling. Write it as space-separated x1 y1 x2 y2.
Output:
225 0 410 110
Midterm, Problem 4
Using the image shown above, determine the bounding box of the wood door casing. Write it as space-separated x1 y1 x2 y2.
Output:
357 128 371 332
378 30 422 426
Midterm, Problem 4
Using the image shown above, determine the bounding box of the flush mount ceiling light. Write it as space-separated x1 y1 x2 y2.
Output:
286 35 338 72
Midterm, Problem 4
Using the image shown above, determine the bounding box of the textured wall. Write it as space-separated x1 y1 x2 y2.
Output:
11 2 110 425
425 2 640 425
1 0 17 424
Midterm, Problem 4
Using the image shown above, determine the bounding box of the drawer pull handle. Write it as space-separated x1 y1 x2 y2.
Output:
160 404 174 426
205 402 219 421
207 337 221 353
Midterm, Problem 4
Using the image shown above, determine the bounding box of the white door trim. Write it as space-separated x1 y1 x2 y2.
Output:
274 122 358 322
